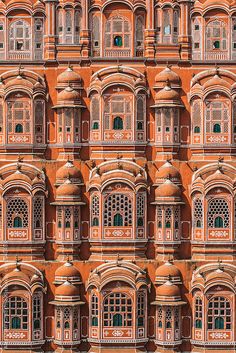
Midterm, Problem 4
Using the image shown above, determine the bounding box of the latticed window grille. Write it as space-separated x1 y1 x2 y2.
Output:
33 196 43 228
104 16 131 49
7 96 31 135
0 203 2 228
74 207 79 229
103 293 132 327
165 307 172 328
91 194 99 226
34 18 44 60
137 96 145 131
174 207 180 229
158 306 163 327
56 308 61 328
157 206 162 228
9 20 30 52
205 100 229 134
91 294 99 326
208 296 231 330
104 193 132 227
65 207 72 228
165 207 172 228
192 18 201 58
0 103 3 134
34 100 44 142
103 95 132 132
57 206 62 228
57 9 81 44
33 294 41 330
174 307 180 329
64 307 71 328
73 308 79 329
135 16 144 51
137 293 145 327
0 21 4 59
91 96 100 129
195 296 203 328
7 198 29 228
4 296 28 330
206 20 227 51
193 197 203 228
192 100 201 134
137 193 145 226
207 198 229 228
91 15 100 54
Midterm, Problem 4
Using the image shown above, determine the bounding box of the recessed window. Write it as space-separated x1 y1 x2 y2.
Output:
166 127 170 132
0 43 3 49
114 35 122 47
66 127 71 132
213 123 221 133
137 121 143 130
92 122 99 130
194 126 200 133
15 124 23 133
13 216 23 228
234 25 236 30
194 43 200 49
94 41 99 47
164 25 171 35
195 25 200 30
16 41 24 50
234 42 236 49
59 26 63 32
36 25 42 31
36 43 41 49
0 25 3 31
113 116 123 130
213 40 220 49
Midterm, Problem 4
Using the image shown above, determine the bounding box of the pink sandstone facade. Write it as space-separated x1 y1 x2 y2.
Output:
0 0 235 353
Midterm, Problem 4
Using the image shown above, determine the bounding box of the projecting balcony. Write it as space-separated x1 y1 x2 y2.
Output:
204 51 229 61
104 49 131 57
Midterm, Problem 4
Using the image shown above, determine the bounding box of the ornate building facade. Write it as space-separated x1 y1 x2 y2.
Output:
0 0 235 352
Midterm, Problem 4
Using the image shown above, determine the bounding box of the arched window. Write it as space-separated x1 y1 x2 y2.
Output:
135 16 144 56
206 20 227 53
57 8 81 44
165 208 172 228
15 124 23 133
195 296 203 329
113 313 122 326
91 194 99 226
65 221 70 228
64 321 70 329
208 198 229 229
113 116 123 130
104 193 132 227
7 198 29 228
208 296 231 330
103 293 132 327
214 216 224 228
9 20 30 53
193 197 203 228
91 15 100 56
213 123 221 133
91 95 100 131
4 297 28 330
13 216 23 228
194 126 200 133
91 294 98 327
165 307 172 328
137 293 145 327
104 16 131 56
93 122 99 130
113 213 123 226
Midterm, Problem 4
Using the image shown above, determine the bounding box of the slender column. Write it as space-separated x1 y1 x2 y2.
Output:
44 0 58 60
144 0 155 58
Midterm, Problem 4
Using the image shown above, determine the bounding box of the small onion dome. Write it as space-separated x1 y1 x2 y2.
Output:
31 273 41 284
56 178 81 200
55 261 81 283
155 179 181 198
155 261 182 284
156 280 181 298
55 280 80 298
154 83 183 108
3 267 29 283
56 161 81 184
155 161 180 181
155 66 180 87
57 86 81 106
57 67 81 85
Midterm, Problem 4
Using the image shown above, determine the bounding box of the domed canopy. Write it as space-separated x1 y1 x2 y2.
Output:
153 82 184 108
55 261 81 285
153 280 186 306
155 161 180 181
155 66 180 88
155 261 182 284
155 179 181 198
56 178 81 201
57 67 81 85
57 86 82 107
55 280 80 297
56 161 81 184
3 267 30 283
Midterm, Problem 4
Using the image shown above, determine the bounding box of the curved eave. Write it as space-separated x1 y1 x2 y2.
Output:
49 300 85 306
50 201 86 206
151 300 186 306
52 104 86 109
151 200 185 205
150 103 184 108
